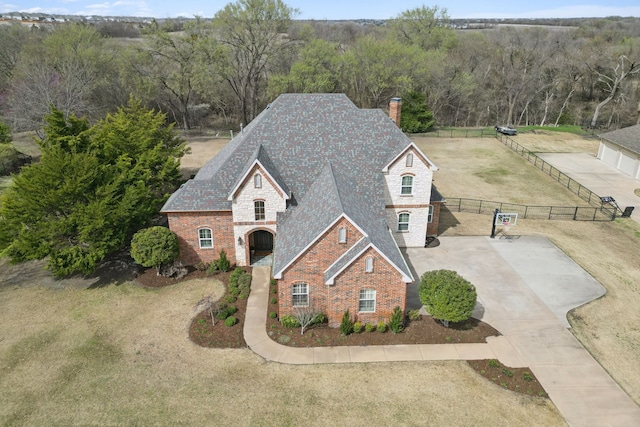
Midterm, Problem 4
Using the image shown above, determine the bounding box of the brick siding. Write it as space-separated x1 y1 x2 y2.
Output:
277 218 406 327
167 211 235 266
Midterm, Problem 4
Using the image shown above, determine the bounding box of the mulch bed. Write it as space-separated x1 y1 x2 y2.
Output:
468 360 548 398
265 305 500 347
152 266 547 398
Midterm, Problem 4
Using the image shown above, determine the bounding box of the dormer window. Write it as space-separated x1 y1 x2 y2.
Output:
338 227 347 243
406 153 413 167
254 173 262 188
401 175 413 195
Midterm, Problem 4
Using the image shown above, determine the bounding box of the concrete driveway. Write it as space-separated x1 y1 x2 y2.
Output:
405 236 640 426
538 152 640 221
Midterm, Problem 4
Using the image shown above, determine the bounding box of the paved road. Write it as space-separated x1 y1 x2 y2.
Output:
538 152 639 221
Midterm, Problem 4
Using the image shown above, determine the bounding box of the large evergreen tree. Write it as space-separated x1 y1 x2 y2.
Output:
0 100 186 277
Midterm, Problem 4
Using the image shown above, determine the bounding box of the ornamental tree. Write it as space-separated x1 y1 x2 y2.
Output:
130 226 179 274
419 269 477 327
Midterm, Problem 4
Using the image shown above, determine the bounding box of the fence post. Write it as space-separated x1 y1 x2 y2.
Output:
573 207 578 221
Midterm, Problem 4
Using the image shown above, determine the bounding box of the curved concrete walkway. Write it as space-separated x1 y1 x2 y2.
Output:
243 236 640 426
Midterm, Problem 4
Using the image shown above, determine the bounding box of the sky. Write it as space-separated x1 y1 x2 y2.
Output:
1 0 640 20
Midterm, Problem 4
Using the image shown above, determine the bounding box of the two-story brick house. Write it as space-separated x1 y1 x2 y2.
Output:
162 94 443 326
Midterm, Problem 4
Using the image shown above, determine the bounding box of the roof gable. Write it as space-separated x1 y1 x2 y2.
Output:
382 142 438 172
227 145 291 200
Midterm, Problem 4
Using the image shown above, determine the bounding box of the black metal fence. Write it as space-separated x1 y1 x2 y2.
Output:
420 128 495 138
494 132 620 218
446 198 616 221
0 153 32 176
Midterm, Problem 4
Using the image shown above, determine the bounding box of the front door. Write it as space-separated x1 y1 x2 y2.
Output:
250 230 274 266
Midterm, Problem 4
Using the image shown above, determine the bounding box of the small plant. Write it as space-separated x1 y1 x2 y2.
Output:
353 321 362 333
238 273 252 292
365 323 375 332
339 310 353 336
206 261 219 275
488 359 500 368
229 287 240 297
217 250 231 272
271 287 277 294
376 321 387 333
281 315 300 328
270 297 278 304
408 309 421 321
226 305 238 315
194 261 209 271
225 295 237 303
501 368 513 378
224 316 237 327
270 278 277 286
313 313 326 324
388 306 404 333
269 311 277 319
523 372 533 382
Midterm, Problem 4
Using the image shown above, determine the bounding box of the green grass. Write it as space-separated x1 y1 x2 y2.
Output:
0 176 12 194
517 125 586 135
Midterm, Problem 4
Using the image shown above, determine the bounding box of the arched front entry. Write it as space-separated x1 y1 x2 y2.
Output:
246 229 274 266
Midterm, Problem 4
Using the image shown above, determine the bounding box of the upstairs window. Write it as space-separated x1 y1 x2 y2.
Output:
406 153 413 167
198 228 213 248
358 289 376 312
292 283 309 307
365 256 374 273
401 175 413 195
254 173 262 188
254 200 265 221
338 227 347 243
428 205 434 223
398 212 410 232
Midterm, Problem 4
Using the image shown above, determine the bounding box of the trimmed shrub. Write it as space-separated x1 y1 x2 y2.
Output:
206 261 219 275
339 310 353 336
388 306 404 333
226 305 238 315
270 297 277 304
353 322 362 333
229 267 244 287
314 313 326 324
365 323 375 333
238 273 252 291
419 269 477 327
270 278 277 286
224 316 237 327
377 321 387 333
215 303 229 320
229 287 240 297
224 294 237 304
194 261 209 271
269 311 277 319
217 250 231 272
281 315 300 328
130 226 179 274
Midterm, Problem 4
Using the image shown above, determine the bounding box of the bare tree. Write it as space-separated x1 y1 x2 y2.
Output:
292 306 322 335
589 55 640 127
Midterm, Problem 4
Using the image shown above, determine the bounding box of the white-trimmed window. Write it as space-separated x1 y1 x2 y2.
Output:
254 200 265 220
365 256 374 273
254 173 262 188
198 228 213 248
398 212 410 232
428 205 434 223
406 153 413 167
401 175 413 195
338 227 347 243
292 283 308 307
359 289 376 312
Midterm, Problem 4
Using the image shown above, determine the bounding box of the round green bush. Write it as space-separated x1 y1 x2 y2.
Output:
269 311 277 319
281 315 300 328
376 321 387 333
130 226 179 270
419 269 477 326
225 294 237 303
270 297 277 304
224 316 237 327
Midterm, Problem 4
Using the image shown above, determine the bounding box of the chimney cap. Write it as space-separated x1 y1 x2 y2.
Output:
390 97 402 102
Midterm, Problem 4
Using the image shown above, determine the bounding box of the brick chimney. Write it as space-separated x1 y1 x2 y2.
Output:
389 97 402 127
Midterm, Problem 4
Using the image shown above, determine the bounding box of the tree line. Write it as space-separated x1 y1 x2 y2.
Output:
1 0 639 132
